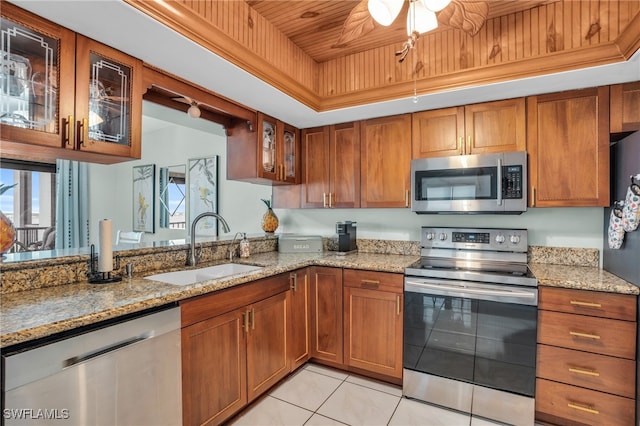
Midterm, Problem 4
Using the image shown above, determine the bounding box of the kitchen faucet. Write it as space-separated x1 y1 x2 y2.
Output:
228 232 244 262
187 212 231 266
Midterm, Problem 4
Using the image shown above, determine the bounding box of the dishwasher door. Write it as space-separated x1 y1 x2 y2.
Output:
2 306 182 426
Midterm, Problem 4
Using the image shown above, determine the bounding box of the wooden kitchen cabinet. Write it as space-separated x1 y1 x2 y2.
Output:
257 112 300 184
180 274 290 426
288 269 311 371
412 98 526 158
610 81 640 134
310 266 344 366
299 122 361 208
527 87 610 207
535 286 637 426
360 114 412 208
343 269 403 381
1 3 143 164
228 112 300 185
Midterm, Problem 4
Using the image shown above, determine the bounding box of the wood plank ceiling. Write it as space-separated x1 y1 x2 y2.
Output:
247 0 552 62
128 0 640 112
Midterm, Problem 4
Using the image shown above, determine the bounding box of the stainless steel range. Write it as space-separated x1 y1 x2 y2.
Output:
403 227 538 426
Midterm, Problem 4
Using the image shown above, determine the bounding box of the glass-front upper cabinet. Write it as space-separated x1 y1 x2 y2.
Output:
74 36 142 159
0 3 75 149
257 112 300 184
1 3 142 163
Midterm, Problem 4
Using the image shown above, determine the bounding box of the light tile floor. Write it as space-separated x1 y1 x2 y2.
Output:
228 363 507 426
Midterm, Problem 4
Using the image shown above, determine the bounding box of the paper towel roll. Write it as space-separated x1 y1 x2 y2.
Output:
98 219 113 272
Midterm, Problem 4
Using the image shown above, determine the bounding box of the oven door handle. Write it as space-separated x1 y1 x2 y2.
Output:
497 157 503 206
405 279 537 305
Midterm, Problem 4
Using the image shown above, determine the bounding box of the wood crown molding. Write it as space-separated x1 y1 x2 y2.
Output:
126 0 640 113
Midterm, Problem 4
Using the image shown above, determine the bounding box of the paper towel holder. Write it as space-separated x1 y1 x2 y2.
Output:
87 244 122 284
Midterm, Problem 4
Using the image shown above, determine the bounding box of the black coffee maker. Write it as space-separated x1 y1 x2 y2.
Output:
336 221 357 253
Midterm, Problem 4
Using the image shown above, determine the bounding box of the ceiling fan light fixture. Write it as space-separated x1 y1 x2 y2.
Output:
368 0 403 26
187 101 201 118
421 0 451 13
407 0 438 36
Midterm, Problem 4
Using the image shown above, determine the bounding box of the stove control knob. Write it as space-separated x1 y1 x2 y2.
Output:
510 234 521 244
425 232 436 241
495 234 506 244
439 233 448 241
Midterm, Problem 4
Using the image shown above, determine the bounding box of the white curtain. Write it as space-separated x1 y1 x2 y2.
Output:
55 160 90 249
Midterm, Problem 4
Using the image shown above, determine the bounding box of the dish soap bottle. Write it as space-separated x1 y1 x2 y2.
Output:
239 233 250 258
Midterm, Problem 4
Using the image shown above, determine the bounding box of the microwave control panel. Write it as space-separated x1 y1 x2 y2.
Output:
503 165 523 199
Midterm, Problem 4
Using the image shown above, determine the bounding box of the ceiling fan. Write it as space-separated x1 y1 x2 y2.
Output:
334 0 489 62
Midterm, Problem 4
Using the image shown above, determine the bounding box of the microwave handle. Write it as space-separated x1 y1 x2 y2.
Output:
497 158 503 206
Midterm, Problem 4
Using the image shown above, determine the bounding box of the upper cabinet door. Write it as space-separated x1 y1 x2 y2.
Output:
527 87 610 207
0 3 75 149
610 82 640 134
257 112 278 181
281 122 300 184
412 107 464 158
361 114 412 208
464 98 526 155
301 126 330 208
74 35 142 158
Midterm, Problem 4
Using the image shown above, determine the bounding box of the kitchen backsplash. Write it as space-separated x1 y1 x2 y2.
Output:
1 237 599 294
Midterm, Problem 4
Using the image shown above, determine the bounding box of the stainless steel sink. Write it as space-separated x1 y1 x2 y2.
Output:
144 263 263 286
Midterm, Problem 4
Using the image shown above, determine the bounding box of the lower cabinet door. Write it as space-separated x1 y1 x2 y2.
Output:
182 308 247 426
246 291 290 402
289 269 311 370
310 266 344 365
344 287 403 379
535 378 636 426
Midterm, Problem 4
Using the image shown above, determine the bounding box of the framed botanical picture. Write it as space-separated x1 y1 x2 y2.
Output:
133 164 155 233
188 156 218 237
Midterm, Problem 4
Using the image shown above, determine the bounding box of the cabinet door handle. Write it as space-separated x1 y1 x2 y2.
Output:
290 273 297 292
280 164 285 181
396 295 401 315
570 300 602 308
76 118 88 148
250 308 255 330
323 193 327 208
567 402 599 415
405 189 410 208
328 192 333 208
568 367 600 377
361 279 379 289
531 187 536 207
569 331 601 340
62 115 73 147
458 136 463 155
242 311 249 333
467 135 472 154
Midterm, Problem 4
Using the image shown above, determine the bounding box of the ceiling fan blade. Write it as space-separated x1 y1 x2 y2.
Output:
170 96 193 105
332 0 376 49
437 0 489 36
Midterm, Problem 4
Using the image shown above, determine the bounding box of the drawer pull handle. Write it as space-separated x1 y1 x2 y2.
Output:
569 331 601 340
567 403 599 415
568 367 600 377
570 300 602 308
396 295 401 315
361 279 380 289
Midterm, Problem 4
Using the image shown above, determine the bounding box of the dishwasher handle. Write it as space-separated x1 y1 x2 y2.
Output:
63 332 152 368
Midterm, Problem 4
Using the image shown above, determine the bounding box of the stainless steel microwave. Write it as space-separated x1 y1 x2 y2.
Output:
411 151 527 214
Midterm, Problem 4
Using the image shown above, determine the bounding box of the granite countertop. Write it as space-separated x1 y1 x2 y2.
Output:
0 251 419 348
529 263 639 295
2 251 639 349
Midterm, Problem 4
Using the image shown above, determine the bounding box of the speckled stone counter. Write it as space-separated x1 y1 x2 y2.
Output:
529 263 639 295
0 251 420 348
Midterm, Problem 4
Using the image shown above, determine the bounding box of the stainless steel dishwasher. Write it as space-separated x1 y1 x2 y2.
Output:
2 306 182 426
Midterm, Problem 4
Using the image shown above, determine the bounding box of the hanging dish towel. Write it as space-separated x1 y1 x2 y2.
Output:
608 203 625 249
622 182 640 232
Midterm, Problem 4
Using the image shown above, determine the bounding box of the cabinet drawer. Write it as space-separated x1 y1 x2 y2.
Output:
537 344 636 398
343 269 403 293
537 310 636 359
539 287 637 321
535 378 635 426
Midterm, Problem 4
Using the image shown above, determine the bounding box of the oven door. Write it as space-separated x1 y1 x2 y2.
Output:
403 277 537 420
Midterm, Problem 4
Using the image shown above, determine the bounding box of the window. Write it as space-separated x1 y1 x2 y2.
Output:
0 160 56 249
